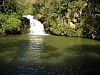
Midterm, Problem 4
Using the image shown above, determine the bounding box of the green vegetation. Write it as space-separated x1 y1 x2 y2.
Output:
0 13 21 33
0 0 34 34
33 0 100 39
33 0 85 37
0 0 100 39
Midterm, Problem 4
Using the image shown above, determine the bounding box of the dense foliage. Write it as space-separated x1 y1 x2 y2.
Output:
32 0 100 39
0 0 100 39
32 0 85 36
82 0 100 39
0 0 34 34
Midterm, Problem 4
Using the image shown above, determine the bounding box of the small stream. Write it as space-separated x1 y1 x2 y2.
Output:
0 35 100 75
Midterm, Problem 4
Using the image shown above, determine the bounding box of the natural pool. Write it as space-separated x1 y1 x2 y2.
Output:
0 35 100 75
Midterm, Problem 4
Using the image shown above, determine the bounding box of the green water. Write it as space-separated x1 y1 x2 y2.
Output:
0 35 100 75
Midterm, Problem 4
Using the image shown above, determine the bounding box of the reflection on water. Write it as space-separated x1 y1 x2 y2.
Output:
0 35 100 75
16 35 44 64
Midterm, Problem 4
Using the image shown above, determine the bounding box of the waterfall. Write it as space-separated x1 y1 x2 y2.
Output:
23 15 47 35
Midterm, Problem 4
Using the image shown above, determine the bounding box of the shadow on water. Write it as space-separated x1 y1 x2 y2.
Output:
0 39 26 75
0 35 100 75
0 35 33 75
37 45 100 75
62 45 100 75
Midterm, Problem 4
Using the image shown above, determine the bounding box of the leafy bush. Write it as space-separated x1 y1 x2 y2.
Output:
4 17 21 30
0 13 21 33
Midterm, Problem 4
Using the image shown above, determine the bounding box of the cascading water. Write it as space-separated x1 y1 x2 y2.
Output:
23 15 47 35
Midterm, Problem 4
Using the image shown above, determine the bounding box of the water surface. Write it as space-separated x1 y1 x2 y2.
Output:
0 35 100 75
